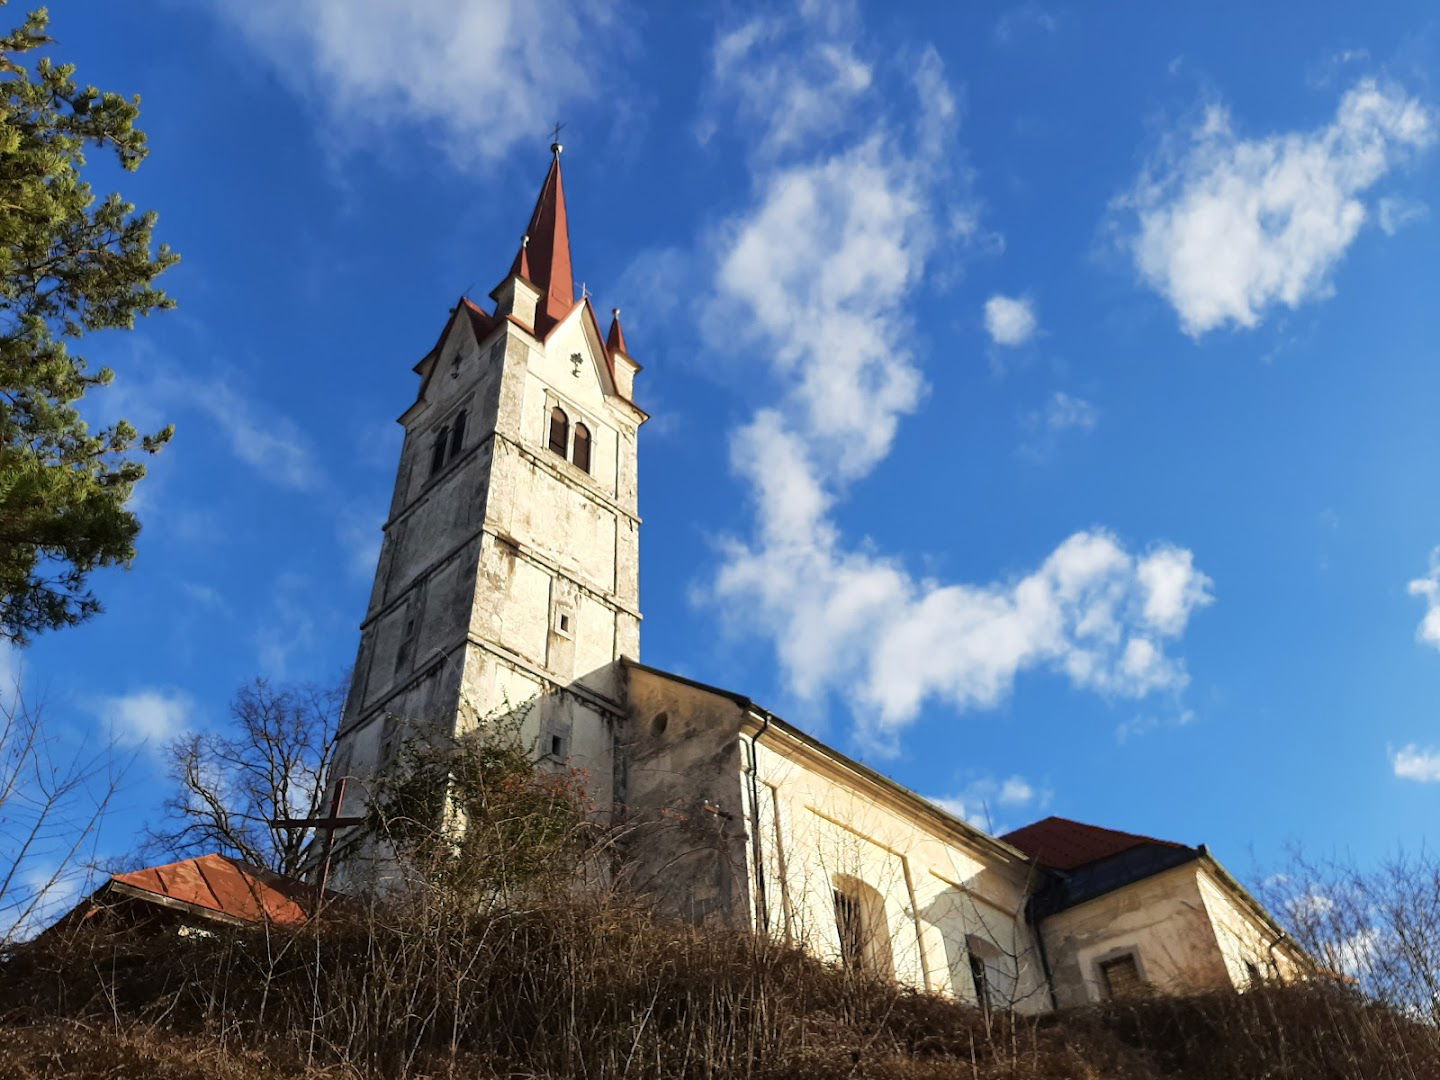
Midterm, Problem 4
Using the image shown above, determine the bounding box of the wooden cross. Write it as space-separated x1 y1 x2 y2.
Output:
270 776 366 914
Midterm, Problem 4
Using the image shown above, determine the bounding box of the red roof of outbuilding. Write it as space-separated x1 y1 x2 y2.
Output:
1000 816 1192 871
506 149 574 335
110 854 313 926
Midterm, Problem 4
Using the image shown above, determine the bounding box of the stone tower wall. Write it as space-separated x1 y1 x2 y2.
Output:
331 301 641 817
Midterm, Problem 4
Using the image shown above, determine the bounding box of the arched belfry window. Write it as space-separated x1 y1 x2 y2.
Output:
449 410 467 461
429 426 449 477
572 423 591 473
548 406 569 457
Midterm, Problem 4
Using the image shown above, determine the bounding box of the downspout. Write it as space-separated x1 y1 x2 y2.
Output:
746 711 772 936
1025 888 1061 1012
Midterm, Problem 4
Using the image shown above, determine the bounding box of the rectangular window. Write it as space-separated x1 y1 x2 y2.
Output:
969 954 990 1011
1100 954 1144 999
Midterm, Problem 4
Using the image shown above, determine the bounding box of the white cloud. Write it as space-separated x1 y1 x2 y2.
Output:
188 378 319 491
0 640 20 712
1329 926 1384 978
927 774 1044 833
114 365 321 493
1392 744 1440 783
95 689 192 746
1286 889 1336 920
984 294 1038 346
210 0 617 167
180 582 231 617
1137 547 1211 635
1115 707 1196 742
337 513 383 582
1115 78 1435 337
1042 392 1097 433
704 5 1211 750
993 5 1058 45
1407 549 1440 650
1020 391 1097 460
1377 195 1429 235
254 572 318 677
708 13 873 158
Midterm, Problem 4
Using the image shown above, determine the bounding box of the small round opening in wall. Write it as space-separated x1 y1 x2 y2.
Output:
651 711 669 736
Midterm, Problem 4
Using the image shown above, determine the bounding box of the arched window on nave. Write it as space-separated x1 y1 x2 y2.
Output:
832 875 893 978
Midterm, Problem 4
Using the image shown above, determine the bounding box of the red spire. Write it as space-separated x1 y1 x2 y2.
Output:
506 145 574 333
606 307 629 356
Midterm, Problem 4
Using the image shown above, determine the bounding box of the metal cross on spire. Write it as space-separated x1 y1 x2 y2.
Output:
549 121 566 155
270 776 365 915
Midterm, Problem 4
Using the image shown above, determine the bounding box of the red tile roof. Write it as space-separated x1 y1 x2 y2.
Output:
110 854 313 926
1000 816 1192 871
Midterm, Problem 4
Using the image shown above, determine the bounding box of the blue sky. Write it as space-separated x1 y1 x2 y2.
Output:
10 1 1440 907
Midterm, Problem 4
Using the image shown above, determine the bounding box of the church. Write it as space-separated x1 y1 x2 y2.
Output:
324 144 1309 1012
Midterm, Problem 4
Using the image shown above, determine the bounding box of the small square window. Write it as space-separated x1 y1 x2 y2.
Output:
1100 954 1144 999
549 734 567 758
558 613 571 633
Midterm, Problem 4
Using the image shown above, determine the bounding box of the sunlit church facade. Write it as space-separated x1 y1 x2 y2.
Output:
326 147 1307 1012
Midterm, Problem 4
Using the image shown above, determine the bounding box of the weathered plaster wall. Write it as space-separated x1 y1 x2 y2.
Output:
745 726 1051 1013
620 668 752 925
1195 864 1304 986
1039 863 1230 1007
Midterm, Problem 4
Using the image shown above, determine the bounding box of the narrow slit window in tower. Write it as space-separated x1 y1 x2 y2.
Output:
395 618 415 673
449 410 467 461
548 406 569 456
429 427 449 477
572 423 591 473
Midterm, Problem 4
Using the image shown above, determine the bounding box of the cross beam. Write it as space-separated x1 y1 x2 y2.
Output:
270 776 365 915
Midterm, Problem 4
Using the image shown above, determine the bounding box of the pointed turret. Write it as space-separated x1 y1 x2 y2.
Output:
512 234 532 283
499 143 574 335
606 307 629 357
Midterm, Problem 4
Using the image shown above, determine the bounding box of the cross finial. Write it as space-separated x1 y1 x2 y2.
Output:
549 121 565 156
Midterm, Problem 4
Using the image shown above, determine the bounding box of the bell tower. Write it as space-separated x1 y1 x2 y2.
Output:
331 144 646 811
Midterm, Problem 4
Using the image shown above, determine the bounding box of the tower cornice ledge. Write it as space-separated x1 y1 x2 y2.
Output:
338 632 627 743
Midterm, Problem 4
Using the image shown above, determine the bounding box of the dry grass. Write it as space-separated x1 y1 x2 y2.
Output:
4 895 1439 1080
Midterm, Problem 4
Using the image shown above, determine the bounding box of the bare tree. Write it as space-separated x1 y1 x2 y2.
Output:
142 677 341 877
1 683 124 946
1262 847 1440 1023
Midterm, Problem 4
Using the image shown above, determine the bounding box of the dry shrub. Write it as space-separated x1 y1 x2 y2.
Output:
8 902 1440 1079
5 727 1439 1078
